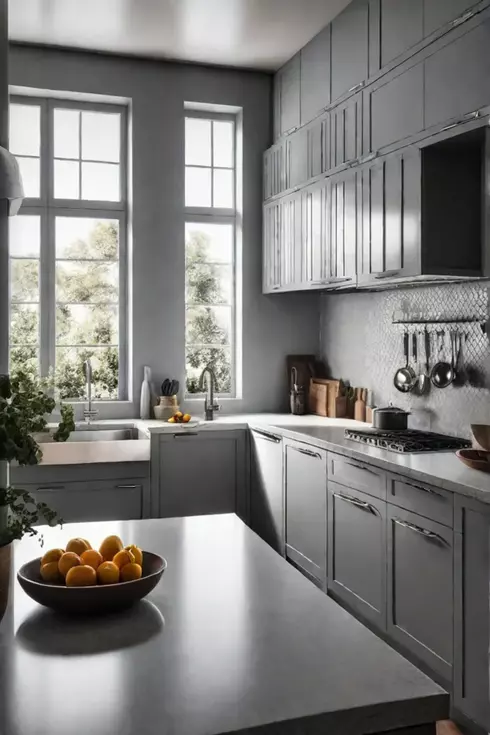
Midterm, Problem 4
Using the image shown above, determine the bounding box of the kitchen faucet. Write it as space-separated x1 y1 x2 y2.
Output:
198 366 221 421
83 358 99 424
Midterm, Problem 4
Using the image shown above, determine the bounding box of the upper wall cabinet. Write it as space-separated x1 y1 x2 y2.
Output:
330 93 363 169
380 0 424 67
276 53 301 136
423 0 481 36
300 25 331 125
331 0 369 102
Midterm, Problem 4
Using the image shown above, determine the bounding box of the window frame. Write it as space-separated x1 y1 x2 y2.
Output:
184 110 238 399
9 94 129 401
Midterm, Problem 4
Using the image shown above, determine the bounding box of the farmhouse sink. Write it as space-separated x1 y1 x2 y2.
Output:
33 424 150 464
37 428 139 443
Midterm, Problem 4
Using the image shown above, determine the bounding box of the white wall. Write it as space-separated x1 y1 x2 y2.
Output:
9 45 319 418
0 2 8 376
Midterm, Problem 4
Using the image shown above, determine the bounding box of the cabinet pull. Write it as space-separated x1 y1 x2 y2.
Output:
374 269 401 280
173 432 200 438
36 486 65 492
333 491 379 516
296 447 322 459
116 484 139 489
399 481 445 499
252 429 281 443
452 9 475 27
392 518 449 546
272 285 281 291
344 460 379 477
358 152 377 165
310 276 352 287
347 80 365 93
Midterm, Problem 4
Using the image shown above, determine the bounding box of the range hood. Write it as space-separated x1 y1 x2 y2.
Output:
0 146 24 215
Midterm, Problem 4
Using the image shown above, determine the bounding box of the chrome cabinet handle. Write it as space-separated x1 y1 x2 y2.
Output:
400 481 445 499
333 491 379 516
393 518 449 546
452 9 475 26
296 447 322 459
252 429 281 444
374 269 401 280
310 276 352 286
347 80 365 93
36 486 65 492
116 484 139 489
344 460 379 477
173 432 199 438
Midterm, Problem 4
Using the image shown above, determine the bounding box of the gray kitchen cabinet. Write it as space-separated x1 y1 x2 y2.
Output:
387 505 453 683
286 126 308 189
331 0 369 102
300 24 331 125
263 200 281 292
273 73 281 142
284 439 327 588
424 0 482 37
263 143 286 200
328 481 386 629
328 168 359 288
280 191 302 289
306 112 329 179
301 180 325 288
329 92 363 170
277 53 301 135
379 0 424 67
250 428 284 555
153 430 248 521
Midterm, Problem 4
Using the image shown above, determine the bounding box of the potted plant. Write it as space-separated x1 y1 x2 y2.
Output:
0 370 75 621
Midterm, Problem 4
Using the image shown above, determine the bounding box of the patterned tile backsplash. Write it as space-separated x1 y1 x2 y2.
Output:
319 282 490 438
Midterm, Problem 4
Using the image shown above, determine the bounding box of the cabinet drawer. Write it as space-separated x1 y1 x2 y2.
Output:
328 453 387 499
388 474 453 527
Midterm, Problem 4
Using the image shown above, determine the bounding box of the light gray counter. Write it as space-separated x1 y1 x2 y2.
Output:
0 515 447 735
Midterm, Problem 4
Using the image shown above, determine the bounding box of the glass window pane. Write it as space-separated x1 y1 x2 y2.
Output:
185 167 211 207
56 303 118 345
10 304 39 344
17 157 40 198
213 169 233 208
186 346 231 394
82 111 120 163
186 305 232 345
10 345 39 377
186 263 232 305
10 260 39 302
213 121 233 167
185 222 232 263
185 118 211 166
56 261 119 303
54 109 80 159
56 217 119 260
9 215 40 257
55 346 118 400
54 159 80 199
82 162 120 201
10 104 40 157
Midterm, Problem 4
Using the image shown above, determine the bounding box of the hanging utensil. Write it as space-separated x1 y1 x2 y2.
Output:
161 378 170 396
394 331 417 393
415 329 430 395
431 330 455 388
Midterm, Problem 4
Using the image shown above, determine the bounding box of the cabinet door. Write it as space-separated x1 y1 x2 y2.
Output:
263 201 281 293
279 54 301 134
273 74 281 141
301 181 325 288
300 24 331 125
328 168 358 287
380 0 423 67
285 440 327 588
157 431 247 520
287 127 308 189
387 506 453 682
424 0 481 37
330 93 363 170
250 429 284 555
359 148 421 284
328 482 386 629
425 13 490 129
331 0 369 102
280 192 302 289
307 112 330 179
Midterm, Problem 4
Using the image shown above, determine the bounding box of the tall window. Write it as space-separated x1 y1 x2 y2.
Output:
8 97 128 400
184 113 238 396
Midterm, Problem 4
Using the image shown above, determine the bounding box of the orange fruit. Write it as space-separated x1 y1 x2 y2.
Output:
167 417 175 423
82 539 92 550
125 545 143 566
80 549 104 570
40 548 64 566
66 538 91 556
99 535 124 562
182 414 191 423
66 565 97 587
40 561 63 584
120 563 142 582
97 561 120 585
112 549 135 569
58 552 81 578
175 411 183 418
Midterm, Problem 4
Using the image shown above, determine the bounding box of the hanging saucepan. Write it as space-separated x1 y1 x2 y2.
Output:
394 331 417 393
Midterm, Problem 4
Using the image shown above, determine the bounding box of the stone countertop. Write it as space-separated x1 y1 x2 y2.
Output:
0 515 447 735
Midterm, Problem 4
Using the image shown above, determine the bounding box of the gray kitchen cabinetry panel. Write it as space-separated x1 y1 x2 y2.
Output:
387 473 453 528
306 112 330 180
263 143 286 200
380 0 424 67
328 452 387 500
328 481 386 629
331 0 369 102
300 24 331 126
287 127 308 189
330 93 363 170
301 180 327 289
285 439 327 588
263 200 281 293
155 430 248 521
387 506 453 682
328 168 359 288
273 73 281 142
424 0 482 37
280 192 302 289
250 428 284 555
277 54 301 135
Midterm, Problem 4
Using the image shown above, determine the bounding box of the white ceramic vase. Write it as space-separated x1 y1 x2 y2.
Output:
140 366 152 420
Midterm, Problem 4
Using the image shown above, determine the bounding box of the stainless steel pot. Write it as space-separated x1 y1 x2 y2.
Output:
372 406 410 431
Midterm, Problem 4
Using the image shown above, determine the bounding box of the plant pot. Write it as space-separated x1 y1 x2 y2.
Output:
0 542 11 623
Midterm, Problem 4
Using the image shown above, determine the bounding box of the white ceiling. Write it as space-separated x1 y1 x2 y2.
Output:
9 0 352 71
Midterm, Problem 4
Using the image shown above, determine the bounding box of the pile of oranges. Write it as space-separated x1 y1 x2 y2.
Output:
39 535 144 587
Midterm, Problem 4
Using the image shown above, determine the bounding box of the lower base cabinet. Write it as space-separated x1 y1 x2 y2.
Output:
328 481 386 629
250 428 284 555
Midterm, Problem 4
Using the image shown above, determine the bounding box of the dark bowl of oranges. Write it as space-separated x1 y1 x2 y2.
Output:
17 535 167 614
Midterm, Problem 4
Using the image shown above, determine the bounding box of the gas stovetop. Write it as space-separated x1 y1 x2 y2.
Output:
344 428 472 454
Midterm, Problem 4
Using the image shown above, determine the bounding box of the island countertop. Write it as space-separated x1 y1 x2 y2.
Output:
0 515 447 735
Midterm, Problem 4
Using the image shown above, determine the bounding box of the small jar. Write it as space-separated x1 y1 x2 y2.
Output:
154 395 179 421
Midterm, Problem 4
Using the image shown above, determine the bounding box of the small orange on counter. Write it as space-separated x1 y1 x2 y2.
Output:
58 552 81 579
125 544 143 566
182 414 191 423
97 561 120 585
99 535 124 562
112 549 135 569
66 564 97 587
66 538 91 556
80 549 104 570
40 548 64 567
120 563 142 582
40 561 63 584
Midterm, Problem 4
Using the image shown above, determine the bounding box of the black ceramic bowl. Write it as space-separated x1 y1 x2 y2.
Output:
17 551 167 615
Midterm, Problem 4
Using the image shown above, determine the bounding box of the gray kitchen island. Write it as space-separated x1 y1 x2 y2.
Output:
0 514 447 735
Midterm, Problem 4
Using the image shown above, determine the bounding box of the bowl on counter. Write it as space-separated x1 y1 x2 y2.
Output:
471 424 490 451
456 448 490 473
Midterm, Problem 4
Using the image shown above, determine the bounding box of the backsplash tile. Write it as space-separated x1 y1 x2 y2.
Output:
319 282 490 438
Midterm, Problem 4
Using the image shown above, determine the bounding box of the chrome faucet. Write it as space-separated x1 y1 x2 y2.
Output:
198 366 221 421
83 358 99 424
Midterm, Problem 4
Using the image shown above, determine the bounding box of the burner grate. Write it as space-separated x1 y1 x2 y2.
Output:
344 429 472 454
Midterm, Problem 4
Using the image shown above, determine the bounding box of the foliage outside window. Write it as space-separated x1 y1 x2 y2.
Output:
9 97 127 400
184 114 237 396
